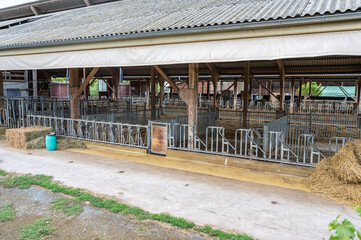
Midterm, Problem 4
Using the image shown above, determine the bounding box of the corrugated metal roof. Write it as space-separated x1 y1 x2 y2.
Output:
1 0 361 48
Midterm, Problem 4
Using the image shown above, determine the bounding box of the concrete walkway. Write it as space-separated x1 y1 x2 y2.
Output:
0 142 360 240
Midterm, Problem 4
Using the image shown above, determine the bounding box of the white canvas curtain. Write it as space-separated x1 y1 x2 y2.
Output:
1 29 361 70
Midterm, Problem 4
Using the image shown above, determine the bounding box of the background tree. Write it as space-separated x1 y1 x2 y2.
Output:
298 81 323 96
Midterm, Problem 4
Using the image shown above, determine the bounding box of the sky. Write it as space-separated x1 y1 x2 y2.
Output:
0 0 38 9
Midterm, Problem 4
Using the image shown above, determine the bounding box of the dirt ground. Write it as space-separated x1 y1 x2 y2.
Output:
0 185 209 240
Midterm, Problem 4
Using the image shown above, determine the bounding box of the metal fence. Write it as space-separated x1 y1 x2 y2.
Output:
27 115 149 149
289 112 361 139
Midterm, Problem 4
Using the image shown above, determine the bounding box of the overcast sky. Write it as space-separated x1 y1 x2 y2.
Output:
0 0 38 9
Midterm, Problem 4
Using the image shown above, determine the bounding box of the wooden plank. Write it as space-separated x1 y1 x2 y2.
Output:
153 65 179 94
243 61 250 127
151 125 167 155
73 67 99 99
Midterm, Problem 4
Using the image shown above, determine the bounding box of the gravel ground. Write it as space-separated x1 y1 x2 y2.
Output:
0 185 210 240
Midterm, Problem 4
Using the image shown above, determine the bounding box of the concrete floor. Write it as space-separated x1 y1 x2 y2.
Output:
0 141 360 240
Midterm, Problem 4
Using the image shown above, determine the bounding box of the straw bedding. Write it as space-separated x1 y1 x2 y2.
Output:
5 126 53 149
305 140 361 207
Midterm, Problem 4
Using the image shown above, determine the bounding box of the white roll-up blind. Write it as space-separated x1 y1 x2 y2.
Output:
1 30 361 70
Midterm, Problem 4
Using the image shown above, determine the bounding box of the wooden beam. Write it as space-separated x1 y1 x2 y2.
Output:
243 61 250 127
206 63 220 77
251 74 279 101
277 59 285 110
153 65 179 94
73 68 99 99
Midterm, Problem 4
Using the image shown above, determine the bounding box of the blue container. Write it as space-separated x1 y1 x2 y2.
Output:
46 133 57 151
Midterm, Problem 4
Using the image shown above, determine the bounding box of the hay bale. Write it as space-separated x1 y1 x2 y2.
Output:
57 138 87 150
26 136 46 149
305 140 361 207
5 126 53 149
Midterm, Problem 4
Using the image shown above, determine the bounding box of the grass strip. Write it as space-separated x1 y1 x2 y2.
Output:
0 169 7 176
18 218 56 240
0 171 253 240
0 203 16 222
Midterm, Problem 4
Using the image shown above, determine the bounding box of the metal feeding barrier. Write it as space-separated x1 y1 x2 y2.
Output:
27 115 149 149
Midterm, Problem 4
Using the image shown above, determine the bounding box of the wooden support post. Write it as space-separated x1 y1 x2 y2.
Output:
243 61 250 127
207 78 210 100
357 77 361 114
201 81 204 96
32 70 38 97
0 71 4 109
206 64 220 108
83 68 89 99
258 82 262 99
299 77 303 103
308 80 312 98
303 79 307 104
138 79 141 97
146 79 150 109
187 63 198 149
158 74 164 114
151 68 156 119
233 79 238 109
277 60 285 111
70 69 80 119
112 69 119 99
290 77 295 113
212 75 218 107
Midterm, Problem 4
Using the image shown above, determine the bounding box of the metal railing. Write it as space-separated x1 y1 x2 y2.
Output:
27 115 149 149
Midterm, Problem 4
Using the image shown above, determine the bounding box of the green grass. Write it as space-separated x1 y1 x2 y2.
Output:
0 203 16 222
50 197 83 216
0 169 7 176
18 218 56 240
0 174 253 240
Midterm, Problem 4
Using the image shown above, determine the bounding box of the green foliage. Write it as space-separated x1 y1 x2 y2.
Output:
151 213 195 229
90 79 99 97
18 218 56 240
0 174 254 240
50 197 83 216
298 82 323 96
0 203 16 222
194 225 254 240
329 206 361 240
1 174 52 189
0 169 7 176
